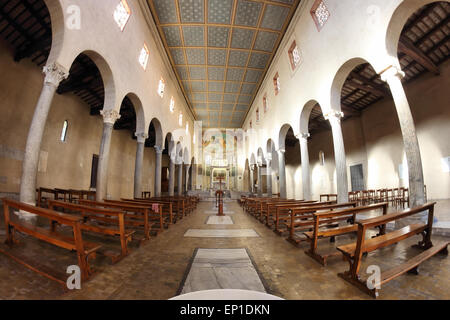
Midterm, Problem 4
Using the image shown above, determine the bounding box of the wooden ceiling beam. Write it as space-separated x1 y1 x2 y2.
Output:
345 80 387 97
399 36 440 75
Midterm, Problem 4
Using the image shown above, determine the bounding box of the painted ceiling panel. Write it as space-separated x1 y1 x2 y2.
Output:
147 0 301 127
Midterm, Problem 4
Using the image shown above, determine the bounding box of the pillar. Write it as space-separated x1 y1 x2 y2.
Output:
278 149 287 199
257 164 263 197
266 159 272 197
185 164 190 193
249 165 255 193
324 111 348 204
19 63 68 218
133 133 148 199
96 109 121 202
154 146 163 197
177 164 183 196
168 158 175 196
299 133 312 201
381 66 426 225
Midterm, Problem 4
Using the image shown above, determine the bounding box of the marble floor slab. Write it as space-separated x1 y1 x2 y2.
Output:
184 229 259 238
206 216 234 225
203 210 235 214
180 249 266 294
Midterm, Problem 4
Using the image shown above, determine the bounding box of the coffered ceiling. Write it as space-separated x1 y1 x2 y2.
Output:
146 0 301 128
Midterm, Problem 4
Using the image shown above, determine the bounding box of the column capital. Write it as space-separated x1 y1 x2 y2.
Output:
154 146 163 154
100 109 121 124
43 62 69 87
324 110 344 122
135 132 148 144
380 65 405 82
277 148 286 154
299 132 310 141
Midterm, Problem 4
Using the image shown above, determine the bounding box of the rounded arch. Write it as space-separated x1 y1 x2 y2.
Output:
278 124 293 151
257 147 266 165
330 57 368 113
299 100 322 135
183 147 190 164
266 139 275 156
175 142 183 164
385 0 446 61
164 132 175 158
250 153 256 165
150 118 163 149
68 50 116 113
43 0 65 64
123 93 145 135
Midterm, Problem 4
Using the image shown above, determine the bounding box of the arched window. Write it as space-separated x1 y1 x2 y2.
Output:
60 120 68 142
319 151 325 166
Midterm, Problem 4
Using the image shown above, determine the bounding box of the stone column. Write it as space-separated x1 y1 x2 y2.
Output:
96 109 121 202
168 158 175 196
249 165 255 193
266 159 272 197
299 133 312 201
257 164 263 197
133 133 148 199
185 164 190 193
278 149 287 199
381 66 426 225
177 164 183 196
19 63 68 217
154 146 163 197
325 111 348 204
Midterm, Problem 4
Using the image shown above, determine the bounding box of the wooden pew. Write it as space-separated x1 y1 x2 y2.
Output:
320 194 337 202
1 198 101 284
258 199 310 223
36 187 58 208
304 202 388 266
79 199 159 241
265 200 319 228
336 202 449 298
48 200 135 263
121 198 174 225
271 201 337 234
285 202 358 241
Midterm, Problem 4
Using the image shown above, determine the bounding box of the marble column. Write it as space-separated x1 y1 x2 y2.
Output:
381 66 426 225
19 63 68 218
177 164 183 196
168 158 175 196
266 159 272 197
154 146 163 197
299 133 312 201
96 109 121 202
249 165 255 193
325 111 348 204
278 149 287 199
133 133 148 199
185 164 190 193
257 164 263 197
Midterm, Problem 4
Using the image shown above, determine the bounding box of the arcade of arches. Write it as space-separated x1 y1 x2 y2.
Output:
0 0 449 300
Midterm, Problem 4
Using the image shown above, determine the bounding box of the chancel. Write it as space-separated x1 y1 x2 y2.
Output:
0 0 449 301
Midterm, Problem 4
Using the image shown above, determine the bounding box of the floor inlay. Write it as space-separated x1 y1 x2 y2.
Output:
206 216 234 225
184 229 259 238
178 249 266 295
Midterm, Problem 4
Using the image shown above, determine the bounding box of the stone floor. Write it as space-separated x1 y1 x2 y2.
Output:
0 200 449 300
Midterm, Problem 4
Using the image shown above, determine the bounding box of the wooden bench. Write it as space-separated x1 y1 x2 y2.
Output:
336 202 448 298
48 200 135 263
271 201 338 235
267 200 324 230
320 194 337 202
36 187 58 208
259 199 314 223
1 198 101 285
121 198 174 225
285 202 358 241
79 199 159 241
304 202 388 266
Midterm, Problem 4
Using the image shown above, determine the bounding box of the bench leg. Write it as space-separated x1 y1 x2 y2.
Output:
407 266 419 275
412 231 433 250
